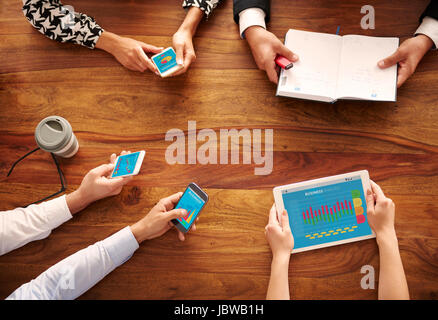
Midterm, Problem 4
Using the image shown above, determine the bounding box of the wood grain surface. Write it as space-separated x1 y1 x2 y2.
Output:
0 0 437 299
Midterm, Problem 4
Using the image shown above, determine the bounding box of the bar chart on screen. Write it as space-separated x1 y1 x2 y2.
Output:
282 177 374 250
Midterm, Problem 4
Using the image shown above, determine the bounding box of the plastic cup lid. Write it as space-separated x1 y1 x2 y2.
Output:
35 116 73 151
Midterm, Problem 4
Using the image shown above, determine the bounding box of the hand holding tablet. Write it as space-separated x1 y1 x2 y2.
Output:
273 170 375 253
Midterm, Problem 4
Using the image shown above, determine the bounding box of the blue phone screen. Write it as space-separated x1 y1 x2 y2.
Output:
152 48 178 74
112 152 141 177
175 187 206 231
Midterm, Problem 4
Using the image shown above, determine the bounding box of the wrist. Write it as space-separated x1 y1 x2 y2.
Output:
416 34 434 52
272 252 291 266
244 25 265 42
130 220 149 245
376 228 398 247
66 189 91 215
95 31 120 54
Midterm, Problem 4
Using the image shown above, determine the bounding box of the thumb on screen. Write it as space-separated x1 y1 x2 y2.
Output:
92 163 115 177
281 210 290 230
168 208 187 220
366 189 375 215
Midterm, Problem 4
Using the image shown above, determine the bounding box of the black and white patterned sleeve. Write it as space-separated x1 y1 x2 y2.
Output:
22 0 103 49
182 0 222 18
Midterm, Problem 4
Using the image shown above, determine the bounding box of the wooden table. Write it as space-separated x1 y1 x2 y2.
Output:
0 0 437 299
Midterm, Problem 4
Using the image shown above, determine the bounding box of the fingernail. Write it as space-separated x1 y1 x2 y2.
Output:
177 59 183 65
292 54 299 61
378 60 384 67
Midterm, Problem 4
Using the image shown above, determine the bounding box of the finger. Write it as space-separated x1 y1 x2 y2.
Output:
134 48 149 72
167 208 188 220
396 68 411 88
121 150 127 155
275 43 298 62
174 42 184 66
137 48 158 74
91 163 115 177
370 180 386 201
110 153 117 164
378 50 403 69
140 43 164 54
105 175 132 189
366 188 375 214
160 192 184 211
171 51 195 77
266 60 279 84
269 204 279 225
191 223 197 232
281 210 290 231
177 230 185 241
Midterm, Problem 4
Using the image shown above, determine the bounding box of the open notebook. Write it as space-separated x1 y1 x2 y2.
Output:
276 29 399 103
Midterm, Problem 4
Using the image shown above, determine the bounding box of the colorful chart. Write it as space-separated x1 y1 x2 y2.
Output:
282 175 373 250
175 187 205 230
112 152 140 177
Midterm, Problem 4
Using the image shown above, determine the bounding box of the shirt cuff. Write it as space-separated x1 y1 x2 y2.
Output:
102 226 139 267
40 195 73 230
415 16 438 49
239 8 266 39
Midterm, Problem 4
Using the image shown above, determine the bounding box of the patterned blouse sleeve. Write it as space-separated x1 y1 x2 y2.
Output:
182 0 222 18
22 0 103 49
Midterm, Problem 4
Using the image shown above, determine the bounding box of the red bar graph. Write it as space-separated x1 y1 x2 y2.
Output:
301 198 355 225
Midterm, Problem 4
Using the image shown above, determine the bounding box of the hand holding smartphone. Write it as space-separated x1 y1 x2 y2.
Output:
110 150 145 178
172 182 208 233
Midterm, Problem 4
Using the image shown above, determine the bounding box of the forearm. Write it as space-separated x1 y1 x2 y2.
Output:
178 7 204 36
266 254 290 300
65 189 91 215
6 226 138 300
0 196 72 256
376 230 409 300
22 0 103 49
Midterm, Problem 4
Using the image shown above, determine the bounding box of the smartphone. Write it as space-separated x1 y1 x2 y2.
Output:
151 47 183 77
172 182 208 233
110 150 145 178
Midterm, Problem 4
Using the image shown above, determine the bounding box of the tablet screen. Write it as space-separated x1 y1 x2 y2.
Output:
281 175 373 251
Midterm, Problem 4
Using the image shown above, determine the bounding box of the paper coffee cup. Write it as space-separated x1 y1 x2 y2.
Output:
35 116 79 158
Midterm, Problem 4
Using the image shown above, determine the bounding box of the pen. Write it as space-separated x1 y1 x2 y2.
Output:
275 55 294 70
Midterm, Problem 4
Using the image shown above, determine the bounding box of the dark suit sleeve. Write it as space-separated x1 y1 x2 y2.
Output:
420 0 438 22
233 0 270 24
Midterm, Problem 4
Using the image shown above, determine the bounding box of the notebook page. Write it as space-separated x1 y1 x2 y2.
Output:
277 29 342 101
336 35 399 101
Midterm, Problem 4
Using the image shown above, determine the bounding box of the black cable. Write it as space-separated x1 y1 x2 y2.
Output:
7 147 40 177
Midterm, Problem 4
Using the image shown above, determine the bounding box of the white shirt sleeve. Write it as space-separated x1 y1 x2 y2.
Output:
415 16 438 49
239 8 266 39
6 226 139 300
0 195 73 256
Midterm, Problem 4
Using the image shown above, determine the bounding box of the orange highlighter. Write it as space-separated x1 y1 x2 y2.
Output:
275 55 294 70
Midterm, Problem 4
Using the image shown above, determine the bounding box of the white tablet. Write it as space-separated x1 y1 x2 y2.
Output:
273 170 375 253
